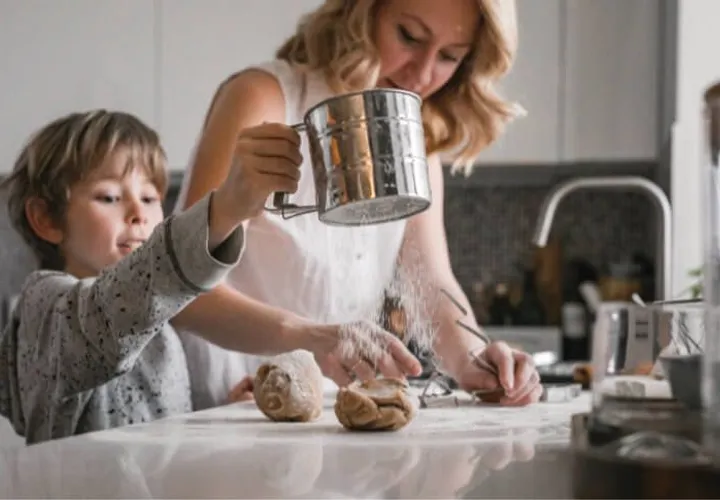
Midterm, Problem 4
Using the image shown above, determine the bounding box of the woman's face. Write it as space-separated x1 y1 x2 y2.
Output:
374 0 480 99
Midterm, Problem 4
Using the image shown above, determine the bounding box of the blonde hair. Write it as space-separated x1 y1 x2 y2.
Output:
3 110 168 269
276 0 520 175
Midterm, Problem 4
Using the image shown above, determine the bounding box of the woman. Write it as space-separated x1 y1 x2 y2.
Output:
172 0 542 408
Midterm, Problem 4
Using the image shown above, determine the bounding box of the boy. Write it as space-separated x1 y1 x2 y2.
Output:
0 110 302 444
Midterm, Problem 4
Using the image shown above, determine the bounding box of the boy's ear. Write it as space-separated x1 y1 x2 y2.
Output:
25 197 63 245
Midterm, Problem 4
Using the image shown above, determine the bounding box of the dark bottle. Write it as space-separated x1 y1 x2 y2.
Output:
489 283 514 326
561 259 598 361
561 286 587 360
514 269 547 325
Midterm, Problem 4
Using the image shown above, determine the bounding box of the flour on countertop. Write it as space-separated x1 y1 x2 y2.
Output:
90 391 590 447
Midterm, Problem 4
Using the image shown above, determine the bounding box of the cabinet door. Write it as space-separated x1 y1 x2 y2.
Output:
562 0 660 161
474 0 562 165
158 0 323 169
0 1 155 173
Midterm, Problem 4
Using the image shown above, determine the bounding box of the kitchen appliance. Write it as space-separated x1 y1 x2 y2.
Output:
590 301 703 408
266 88 432 226
585 300 704 451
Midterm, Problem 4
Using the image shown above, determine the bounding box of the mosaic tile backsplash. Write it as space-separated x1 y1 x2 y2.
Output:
444 185 656 287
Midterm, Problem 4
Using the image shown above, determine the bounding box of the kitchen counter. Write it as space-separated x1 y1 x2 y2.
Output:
0 391 590 499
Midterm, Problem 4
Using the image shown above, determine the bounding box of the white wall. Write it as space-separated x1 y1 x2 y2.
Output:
158 0 323 168
0 1 156 172
670 0 720 297
0 0 323 173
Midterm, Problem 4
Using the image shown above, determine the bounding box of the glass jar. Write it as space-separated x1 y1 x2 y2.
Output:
702 81 720 459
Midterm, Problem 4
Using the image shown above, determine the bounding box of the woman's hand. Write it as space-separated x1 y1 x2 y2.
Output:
454 341 542 406
297 320 422 387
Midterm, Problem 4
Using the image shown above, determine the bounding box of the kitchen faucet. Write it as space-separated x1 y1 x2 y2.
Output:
531 176 673 301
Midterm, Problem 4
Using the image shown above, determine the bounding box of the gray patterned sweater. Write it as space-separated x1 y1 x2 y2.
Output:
0 193 243 444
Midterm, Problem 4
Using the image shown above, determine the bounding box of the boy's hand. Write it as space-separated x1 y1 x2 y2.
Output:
209 123 302 247
226 375 255 403
296 320 422 387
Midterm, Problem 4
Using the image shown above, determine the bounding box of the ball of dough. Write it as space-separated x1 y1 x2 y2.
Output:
254 350 324 422
334 378 418 431
473 388 506 404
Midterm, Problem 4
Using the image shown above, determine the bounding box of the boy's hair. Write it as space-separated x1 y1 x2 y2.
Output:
277 0 520 176
3 110 168 270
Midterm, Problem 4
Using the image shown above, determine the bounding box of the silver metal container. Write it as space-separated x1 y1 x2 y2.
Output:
267 89 432 226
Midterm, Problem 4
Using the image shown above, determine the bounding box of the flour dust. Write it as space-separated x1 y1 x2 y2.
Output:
327 218 442 368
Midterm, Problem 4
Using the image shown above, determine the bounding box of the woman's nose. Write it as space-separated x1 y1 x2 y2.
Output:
410 51 434 91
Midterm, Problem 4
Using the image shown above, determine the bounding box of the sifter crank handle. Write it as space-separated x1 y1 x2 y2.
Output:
270 122 307 211
273 192 289 209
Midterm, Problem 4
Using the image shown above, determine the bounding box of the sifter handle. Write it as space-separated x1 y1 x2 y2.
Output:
271 122 307 210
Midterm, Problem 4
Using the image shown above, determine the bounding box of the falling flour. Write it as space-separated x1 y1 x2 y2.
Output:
328 222 442 368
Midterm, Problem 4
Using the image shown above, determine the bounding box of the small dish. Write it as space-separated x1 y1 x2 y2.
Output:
659 354 702 410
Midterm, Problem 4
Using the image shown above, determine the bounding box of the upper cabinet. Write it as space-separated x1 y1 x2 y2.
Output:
158 0 324 169
474 0 661 165
475 0 563 165
0 1 156 173
562 0 660 162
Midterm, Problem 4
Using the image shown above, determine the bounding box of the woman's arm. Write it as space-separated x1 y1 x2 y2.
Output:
181 69 286 209
400 157 540 403
170 69 307 354
398 155 485 373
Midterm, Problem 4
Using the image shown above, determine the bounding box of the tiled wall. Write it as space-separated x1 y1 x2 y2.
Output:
444 185 656 288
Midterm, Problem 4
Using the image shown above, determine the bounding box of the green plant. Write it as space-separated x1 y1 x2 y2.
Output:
688 266 703 299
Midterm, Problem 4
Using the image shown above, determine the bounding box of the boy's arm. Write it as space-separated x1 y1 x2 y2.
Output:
19 193 243 397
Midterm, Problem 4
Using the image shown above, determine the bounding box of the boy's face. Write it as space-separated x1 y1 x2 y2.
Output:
60 148 165 278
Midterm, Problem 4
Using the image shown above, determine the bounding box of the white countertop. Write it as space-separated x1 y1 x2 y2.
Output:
0 390 590 499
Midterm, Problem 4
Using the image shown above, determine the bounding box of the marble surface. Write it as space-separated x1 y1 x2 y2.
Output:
0 391 591 499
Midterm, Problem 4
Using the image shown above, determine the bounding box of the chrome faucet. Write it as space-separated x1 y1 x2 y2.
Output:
531 176 673 300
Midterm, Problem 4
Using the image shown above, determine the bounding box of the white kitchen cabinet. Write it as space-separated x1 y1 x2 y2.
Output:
562 0 660 161
474 0 563 165
0 1 156 173
157 0 323 170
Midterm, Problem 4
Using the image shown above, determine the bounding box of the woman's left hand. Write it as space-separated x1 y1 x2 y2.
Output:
454 341 542 406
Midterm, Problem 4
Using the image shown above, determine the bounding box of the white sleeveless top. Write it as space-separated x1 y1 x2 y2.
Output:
175 60 407 409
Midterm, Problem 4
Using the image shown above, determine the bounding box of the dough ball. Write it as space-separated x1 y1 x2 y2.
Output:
334 378 417 432
473 388 505 404
254 350 324 422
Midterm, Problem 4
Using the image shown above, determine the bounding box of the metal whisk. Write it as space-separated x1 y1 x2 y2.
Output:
417 288 501 408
